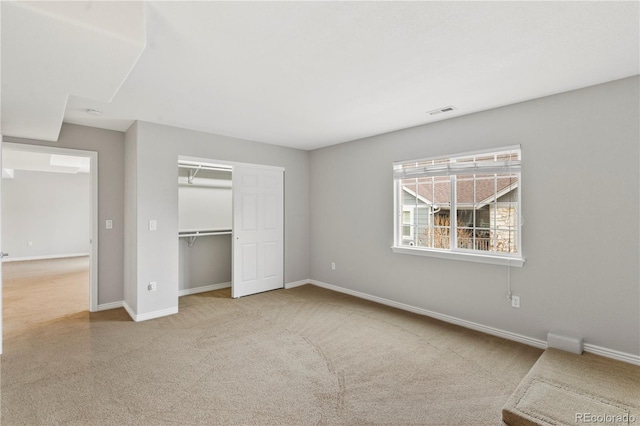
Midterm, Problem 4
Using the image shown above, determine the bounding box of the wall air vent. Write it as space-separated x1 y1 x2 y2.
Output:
427 106 456 116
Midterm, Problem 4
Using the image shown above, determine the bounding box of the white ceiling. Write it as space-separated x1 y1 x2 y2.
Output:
1 1 146 141
3 1 639 150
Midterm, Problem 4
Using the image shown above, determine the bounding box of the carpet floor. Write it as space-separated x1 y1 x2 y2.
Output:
1 261 542 425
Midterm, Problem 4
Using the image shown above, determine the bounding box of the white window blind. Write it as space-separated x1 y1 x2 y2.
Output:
393 146 521 180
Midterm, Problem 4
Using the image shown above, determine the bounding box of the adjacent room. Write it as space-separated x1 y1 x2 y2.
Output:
0 1 638 425
1 145 94 337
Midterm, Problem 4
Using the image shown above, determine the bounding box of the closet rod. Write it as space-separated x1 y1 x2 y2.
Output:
179 230 232 247
178 164 232 172
179 230 232 237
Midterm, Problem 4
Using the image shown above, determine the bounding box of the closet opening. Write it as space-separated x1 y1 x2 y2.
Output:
177 157 284 300
178 161 233 298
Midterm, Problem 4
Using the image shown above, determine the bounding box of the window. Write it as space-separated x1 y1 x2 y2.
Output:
392 146 523 266
402 207 414 241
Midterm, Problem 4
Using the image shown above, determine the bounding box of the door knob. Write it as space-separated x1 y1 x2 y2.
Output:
1 252 9 258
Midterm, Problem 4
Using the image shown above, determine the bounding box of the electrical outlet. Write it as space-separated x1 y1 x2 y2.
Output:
331 262 336 271
511 295 520 308
27 241 33 247
148 282 157 292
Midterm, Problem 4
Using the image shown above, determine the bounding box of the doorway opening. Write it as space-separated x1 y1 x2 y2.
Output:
1 143 98 340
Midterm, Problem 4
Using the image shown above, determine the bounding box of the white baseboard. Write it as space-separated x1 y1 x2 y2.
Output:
178 282 231 297
308 279 640 366
122 301 178 322
2 253 89 262
97 301 123 311
285 279 309 289
583 343 640 366
122 301 136 320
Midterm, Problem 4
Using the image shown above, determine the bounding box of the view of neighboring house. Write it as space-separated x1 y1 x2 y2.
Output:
400 173 519 253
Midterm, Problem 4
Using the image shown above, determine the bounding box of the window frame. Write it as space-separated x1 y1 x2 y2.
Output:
392 146 525 267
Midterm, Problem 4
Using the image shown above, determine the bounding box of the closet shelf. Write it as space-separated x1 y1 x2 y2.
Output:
179 229 232 247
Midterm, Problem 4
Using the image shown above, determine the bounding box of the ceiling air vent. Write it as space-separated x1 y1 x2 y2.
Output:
427 106 456 116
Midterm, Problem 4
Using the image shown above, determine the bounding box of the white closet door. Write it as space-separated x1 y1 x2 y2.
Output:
232 165 283 298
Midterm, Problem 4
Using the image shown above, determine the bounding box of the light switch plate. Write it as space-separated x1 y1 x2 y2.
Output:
106 220 113 229
149 220 157 231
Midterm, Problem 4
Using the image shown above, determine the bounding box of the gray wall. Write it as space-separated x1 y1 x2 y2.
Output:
4 124 125 306
124 122 138 310
309 76 640 356
125 121 309 317
179 235 231 291
2 170 90 259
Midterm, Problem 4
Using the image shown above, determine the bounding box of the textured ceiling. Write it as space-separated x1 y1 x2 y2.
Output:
3 1 639 150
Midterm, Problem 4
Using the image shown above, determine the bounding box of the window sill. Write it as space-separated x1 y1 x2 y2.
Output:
391 246 525 267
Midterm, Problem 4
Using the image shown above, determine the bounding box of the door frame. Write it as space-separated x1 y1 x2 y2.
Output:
178 155 285 298
2 142 99 312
